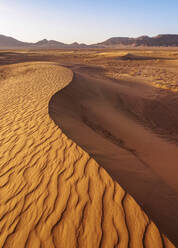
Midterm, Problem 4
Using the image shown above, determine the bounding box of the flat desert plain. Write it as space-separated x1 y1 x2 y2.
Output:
0 49 177 247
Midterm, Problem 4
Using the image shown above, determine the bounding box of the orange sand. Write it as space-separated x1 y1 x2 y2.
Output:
0 62 174 247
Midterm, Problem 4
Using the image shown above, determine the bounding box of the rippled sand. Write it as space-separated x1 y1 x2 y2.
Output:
0 62 174 247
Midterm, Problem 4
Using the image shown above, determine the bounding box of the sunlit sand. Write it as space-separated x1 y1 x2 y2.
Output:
0 61 175 247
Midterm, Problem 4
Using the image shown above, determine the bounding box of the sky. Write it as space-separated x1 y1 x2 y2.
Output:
0 0 178 44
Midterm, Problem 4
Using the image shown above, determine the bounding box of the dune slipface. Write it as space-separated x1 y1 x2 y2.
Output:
0 62 174 247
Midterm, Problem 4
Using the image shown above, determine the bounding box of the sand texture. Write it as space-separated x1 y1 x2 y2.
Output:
0 62 175 247
49 67 178 246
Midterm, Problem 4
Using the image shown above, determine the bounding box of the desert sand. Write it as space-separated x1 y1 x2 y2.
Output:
0 51 177 247
49 66 178 245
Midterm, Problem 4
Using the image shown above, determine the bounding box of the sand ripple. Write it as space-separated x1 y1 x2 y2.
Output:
0 62 174 247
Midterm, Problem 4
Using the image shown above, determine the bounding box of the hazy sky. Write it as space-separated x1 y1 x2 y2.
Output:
0 0 178 44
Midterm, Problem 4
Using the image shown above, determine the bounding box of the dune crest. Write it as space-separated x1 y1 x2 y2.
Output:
0 62 174 247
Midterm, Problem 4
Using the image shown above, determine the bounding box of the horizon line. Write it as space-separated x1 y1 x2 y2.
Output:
1 33 178 45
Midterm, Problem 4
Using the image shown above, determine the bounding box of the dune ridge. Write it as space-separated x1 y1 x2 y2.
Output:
49 69 178 245
0 62 174 247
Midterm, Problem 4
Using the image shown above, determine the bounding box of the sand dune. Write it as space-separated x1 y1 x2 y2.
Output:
49 67 178 246
0 62 174 247
117 53 158 60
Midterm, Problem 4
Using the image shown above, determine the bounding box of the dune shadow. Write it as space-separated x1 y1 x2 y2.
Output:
117 53 165 61
49 69 178 246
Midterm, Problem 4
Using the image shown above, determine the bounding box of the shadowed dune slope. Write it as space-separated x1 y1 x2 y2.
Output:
0 62 174 247
49 69 178 247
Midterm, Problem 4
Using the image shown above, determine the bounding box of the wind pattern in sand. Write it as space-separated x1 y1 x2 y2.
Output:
0 62 174 247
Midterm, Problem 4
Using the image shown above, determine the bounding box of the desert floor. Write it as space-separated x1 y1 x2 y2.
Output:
0 49 177 247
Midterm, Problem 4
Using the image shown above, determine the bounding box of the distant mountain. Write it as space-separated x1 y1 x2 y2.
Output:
0 35 88 49
0 34 33 48
96 34 178 47
34 39 69 48
0 34 178 49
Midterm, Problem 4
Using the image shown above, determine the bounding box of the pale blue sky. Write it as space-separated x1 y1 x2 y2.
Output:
0 0 178 44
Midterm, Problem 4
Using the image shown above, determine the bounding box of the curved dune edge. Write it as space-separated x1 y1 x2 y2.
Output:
0 62 174 247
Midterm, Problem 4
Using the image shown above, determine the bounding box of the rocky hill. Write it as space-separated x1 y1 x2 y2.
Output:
0 34 178 49
96 34 178 47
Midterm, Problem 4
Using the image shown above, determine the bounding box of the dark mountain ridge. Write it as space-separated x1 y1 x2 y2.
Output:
0 34 178 49
96 34 178 47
